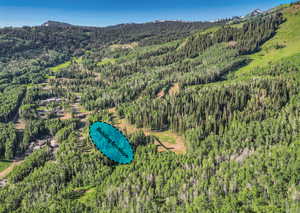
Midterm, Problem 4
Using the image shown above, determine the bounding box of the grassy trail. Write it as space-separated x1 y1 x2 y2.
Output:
0 160 23 180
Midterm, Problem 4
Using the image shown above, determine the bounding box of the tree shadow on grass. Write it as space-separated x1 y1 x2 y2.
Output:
0 159 12 163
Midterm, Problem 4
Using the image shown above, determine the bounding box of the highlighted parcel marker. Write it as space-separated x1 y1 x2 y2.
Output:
89 121 134 164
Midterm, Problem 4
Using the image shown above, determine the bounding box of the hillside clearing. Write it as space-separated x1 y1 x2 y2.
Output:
50 61 71 72
97 58 116 66
108 108 186 154
168 83 180 96
110 42 139 50
235 6 300 76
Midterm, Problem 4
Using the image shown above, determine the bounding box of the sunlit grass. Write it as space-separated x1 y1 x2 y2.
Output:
79 187 96 204
97 58 116 66
50 61 71 72
151 131 176 144
50 57 82 72
234 7 300 76
0 160 12 173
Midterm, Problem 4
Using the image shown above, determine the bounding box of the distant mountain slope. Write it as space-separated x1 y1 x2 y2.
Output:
247 9 264 17
0 19 226 60
42 21 73 27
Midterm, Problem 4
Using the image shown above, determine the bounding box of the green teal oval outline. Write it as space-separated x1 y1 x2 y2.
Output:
89 121 134 164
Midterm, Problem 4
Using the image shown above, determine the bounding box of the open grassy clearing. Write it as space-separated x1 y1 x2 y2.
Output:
50 61 71 72
108 108 186 154
45 75 56 79
197 26 221 35
0 160 12 173
96 58 116 66
110 42 139 50
234 6 300 76
229 22 244 28
49 57 82 72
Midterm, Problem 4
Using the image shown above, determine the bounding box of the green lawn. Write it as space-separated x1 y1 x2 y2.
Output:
0 160 12 173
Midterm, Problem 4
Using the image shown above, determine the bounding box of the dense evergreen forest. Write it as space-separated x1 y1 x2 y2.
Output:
0 2 300 212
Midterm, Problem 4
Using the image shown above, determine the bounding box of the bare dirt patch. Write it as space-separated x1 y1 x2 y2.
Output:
287 4 300 14
15 119 26 130
110 42 138 50
230 148 254 163
71 103 92 122
93 72 102 80
168 83 180 96
108 107 116 113
228 41 238 47
154 133 186 154
157 89 165 98
60 111 72 120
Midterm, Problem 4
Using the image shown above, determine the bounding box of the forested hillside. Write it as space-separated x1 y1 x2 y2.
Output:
0 2 300 212
0 19 226 61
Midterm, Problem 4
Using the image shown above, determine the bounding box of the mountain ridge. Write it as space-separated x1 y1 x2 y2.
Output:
42 20 73 27
39 7 268 30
